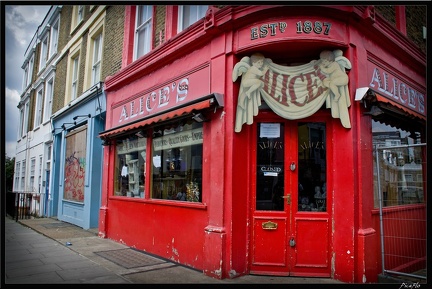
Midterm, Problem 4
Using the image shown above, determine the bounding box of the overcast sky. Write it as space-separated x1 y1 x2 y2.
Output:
4 5 51 158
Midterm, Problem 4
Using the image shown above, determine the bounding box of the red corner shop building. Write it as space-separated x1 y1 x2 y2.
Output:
98 6 426 283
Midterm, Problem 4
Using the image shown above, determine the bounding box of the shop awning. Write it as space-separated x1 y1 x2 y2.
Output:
355 87 426 121
375 94 426 121
99 94 222 139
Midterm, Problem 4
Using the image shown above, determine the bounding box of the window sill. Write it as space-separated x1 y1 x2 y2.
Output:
109 195 207 210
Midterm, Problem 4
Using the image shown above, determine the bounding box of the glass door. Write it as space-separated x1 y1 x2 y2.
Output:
250 120 331 277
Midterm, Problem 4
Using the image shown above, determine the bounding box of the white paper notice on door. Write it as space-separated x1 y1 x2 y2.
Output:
153 155 161 168
260 123 280 138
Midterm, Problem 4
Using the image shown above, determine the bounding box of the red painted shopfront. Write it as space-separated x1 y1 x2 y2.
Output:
98 6 426 283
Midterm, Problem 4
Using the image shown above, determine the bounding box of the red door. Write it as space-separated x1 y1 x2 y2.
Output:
250 114 331 277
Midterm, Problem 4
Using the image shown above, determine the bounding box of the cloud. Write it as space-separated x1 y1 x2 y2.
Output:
6 6 47 46
5 88 21 158
5 5 50 158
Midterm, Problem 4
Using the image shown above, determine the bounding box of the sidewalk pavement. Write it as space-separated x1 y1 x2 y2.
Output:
4 216 345 284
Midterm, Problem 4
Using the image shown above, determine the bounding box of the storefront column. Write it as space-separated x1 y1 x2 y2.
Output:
98 143 111 238
332 127 356 282
357 228 378 283
203 115 227 279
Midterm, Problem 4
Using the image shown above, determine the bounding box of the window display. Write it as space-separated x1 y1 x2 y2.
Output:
151 121 203 202
113 119 203 202
115 135 146 198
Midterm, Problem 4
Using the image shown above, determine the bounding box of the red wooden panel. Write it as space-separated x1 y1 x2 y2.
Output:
294 218 329 267
252 217 287 266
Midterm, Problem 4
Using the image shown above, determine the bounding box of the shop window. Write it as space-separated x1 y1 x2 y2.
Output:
151 121 203 202
112 120 204 201
372 120 425 208
115 134 147 198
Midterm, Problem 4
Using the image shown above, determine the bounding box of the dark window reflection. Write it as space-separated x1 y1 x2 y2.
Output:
298 122 326 212
256 123 284 211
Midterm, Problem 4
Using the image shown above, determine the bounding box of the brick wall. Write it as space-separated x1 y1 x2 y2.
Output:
154 6 166 48
375 5 426 54
102 5 125 79
52 6 73 114
78 32 87 96
406 6 426 53
52 53 67 114
58 6 72 54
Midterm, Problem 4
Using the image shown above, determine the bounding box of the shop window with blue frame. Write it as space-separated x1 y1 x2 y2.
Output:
151 120 203 202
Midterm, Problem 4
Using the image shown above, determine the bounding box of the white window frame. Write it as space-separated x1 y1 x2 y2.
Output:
23 66 29 90
134 5 153 60
39 34 49 71
22 101 30 137
71 5 84 32
65 40 81 104
71 56 79 101
78 5 84 22
38 155 43 194
21 160 26 191
18 106 24 138
23 54 34 90
14 162 20 191
177 5 208 33
84 16 104 90
91 33 102 85
47 144 52 161
44 75 54 123
30 157 36 191
34 87 44 128
49 16 60 58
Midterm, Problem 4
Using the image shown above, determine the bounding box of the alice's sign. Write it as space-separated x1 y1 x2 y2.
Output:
233 50 352 132
368 66 426 116
111 65 210 127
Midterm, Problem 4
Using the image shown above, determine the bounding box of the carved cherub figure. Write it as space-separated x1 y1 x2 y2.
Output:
232 53 272 132
318 50 351 102
242 53 269 98
232 53 271 109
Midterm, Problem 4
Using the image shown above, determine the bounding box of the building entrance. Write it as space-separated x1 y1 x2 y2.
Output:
250 115 331 277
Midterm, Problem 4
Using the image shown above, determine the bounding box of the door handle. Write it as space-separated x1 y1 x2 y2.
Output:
281 194 291 204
